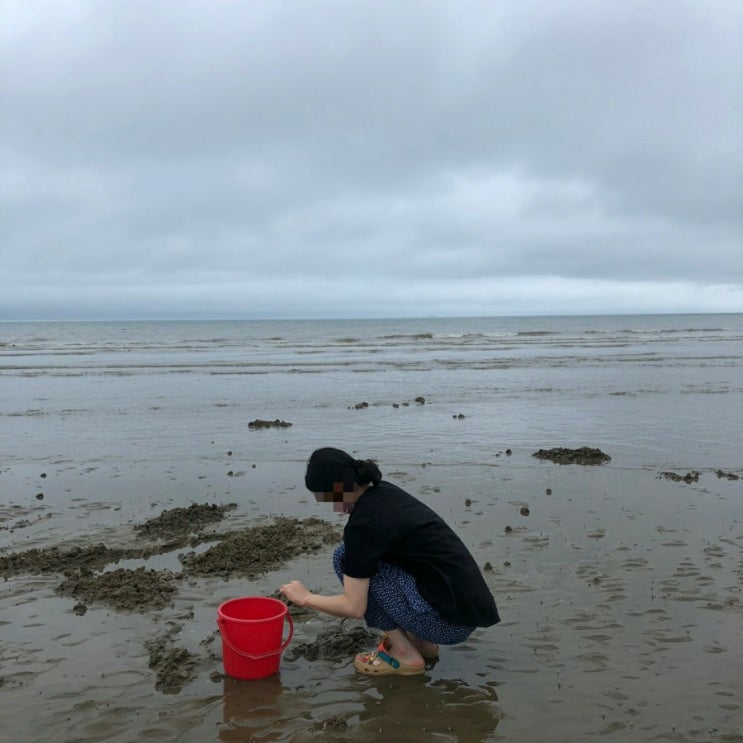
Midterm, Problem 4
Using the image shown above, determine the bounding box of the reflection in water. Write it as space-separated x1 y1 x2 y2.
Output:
355 676 502 742
218 672 502 742
219 675 298 741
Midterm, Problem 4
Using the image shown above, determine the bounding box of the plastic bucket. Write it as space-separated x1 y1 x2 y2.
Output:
217 597 294 680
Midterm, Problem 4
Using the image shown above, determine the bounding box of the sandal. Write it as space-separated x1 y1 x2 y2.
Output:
354 642 425 676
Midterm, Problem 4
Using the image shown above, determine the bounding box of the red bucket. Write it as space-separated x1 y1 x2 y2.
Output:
217 597 294 680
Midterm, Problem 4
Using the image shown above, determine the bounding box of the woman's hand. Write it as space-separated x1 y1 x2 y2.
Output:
280 580 312 607
279 576 369 618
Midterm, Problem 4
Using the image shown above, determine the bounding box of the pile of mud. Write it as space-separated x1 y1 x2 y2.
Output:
661 470 701 483
0 507 340 612
146 623 200 693
285 622 377 662
0 543 144 575
180 517 340 577
134 503 237 539
660 470 740 484
248 419 293 429
532 447 611 465
715 469 740 481
57 566 178 612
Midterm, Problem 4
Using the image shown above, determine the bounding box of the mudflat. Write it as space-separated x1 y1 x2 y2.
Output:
1 453 741 742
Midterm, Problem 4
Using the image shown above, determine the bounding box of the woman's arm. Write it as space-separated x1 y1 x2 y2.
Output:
280 575 369 619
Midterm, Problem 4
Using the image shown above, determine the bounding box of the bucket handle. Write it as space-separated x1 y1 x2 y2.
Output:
217 612 294 661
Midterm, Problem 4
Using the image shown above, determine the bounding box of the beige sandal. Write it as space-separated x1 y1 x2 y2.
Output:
353 645 425 676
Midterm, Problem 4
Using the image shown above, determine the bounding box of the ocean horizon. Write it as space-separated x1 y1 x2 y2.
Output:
2 312 742 471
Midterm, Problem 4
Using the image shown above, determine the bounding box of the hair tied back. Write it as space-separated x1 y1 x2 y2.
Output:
355 458 382 486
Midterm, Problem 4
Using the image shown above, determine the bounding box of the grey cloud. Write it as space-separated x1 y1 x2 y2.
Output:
1 0 741 319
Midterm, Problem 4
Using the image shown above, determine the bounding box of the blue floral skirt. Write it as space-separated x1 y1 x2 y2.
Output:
333 543 474 645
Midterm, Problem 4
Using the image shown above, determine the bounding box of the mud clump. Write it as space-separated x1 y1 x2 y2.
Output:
285 623 377 662
57 567 177 612
661 471 701 484
134 503 237 540
532 447 611 465
146 625 199 693
0 543 132 576
715 469 740 481
315 715 349 731
180 517 340 577
248 419 293 430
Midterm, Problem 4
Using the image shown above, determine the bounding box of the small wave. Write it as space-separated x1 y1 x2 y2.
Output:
380 333 434 340
622 327 724 335
431 332 506 340
517 331 560 336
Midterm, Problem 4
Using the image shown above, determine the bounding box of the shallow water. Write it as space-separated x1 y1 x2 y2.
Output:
1 315 742 741
1 458 741 742
2 314 743 469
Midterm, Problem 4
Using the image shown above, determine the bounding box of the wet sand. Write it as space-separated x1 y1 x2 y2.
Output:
1 452 742 742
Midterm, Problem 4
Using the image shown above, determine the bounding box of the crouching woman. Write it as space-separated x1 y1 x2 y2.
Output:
280 447 500 676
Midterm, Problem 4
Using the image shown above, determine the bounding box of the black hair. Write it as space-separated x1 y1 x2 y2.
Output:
304 447 382 492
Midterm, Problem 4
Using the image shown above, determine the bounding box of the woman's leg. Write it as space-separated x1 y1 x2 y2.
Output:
379 628 425 666
402 630 440 658
370 560 475 645
333 544 473 647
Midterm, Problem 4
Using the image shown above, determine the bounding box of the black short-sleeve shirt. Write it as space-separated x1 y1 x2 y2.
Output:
341 481 500 627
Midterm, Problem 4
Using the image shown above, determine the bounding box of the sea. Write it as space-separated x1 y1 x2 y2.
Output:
2 313 742 471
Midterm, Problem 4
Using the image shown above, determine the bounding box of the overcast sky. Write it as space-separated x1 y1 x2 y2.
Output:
1 0 741 320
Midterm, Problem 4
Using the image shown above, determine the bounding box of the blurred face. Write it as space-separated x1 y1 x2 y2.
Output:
314 482 357 513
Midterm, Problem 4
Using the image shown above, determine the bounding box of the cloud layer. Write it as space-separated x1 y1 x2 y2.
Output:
2 0 741 319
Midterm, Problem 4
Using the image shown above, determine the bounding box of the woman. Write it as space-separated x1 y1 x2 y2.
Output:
280 447 500 676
